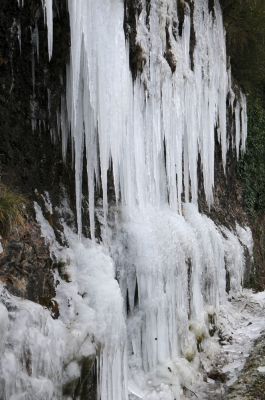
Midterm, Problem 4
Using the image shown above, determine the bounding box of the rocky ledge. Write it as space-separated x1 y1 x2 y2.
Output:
0 210 58 317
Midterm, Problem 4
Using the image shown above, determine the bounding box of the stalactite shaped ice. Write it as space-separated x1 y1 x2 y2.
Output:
62 0 248 236
113 207 204 374
42 0 53 61
240 92 248 152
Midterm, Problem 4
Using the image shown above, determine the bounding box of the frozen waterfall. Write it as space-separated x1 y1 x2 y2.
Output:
61 0 248 398
0 1 252 400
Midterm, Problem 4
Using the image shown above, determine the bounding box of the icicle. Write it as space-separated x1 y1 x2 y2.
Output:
47 88 51 117
42 0 53 60
235 101 241 159
240 92 248 153
32 23 40 63
30 27 36 97
60 95 69 163
17 21 22 54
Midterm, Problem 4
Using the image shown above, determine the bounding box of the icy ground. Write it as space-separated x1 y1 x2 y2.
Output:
187 291 265 399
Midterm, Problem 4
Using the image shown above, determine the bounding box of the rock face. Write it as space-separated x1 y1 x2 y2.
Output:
62 357 97 400
0 213 59 316
0 0 74 310
0 0 74 202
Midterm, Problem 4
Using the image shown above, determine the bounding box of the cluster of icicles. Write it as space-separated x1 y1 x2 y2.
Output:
39 0 247 240
62 0 247 240
3 1 250 400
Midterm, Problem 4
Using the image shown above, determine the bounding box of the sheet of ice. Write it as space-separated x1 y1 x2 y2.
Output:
0 285 66 400
41 191 53 214
112 206 202 373
35 203 128 400
222 227 246 294
58 228 128 400
236 223 254 257
107 203 249 399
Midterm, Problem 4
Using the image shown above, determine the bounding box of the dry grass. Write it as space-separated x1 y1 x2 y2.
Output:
0 184 27 237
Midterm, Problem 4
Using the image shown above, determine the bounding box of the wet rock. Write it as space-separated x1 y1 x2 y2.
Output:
164 22 177 73
63 356 97 400
207 369 227 383
124 0 146 79
0 215 56 308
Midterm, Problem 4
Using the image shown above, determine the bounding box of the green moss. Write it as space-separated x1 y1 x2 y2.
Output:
0 184 26 237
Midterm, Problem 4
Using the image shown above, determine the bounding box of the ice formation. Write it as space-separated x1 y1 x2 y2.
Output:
0 286 66 400
35 203 128 400
0 1 254 400
56 2 249 394
61 0 248 237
